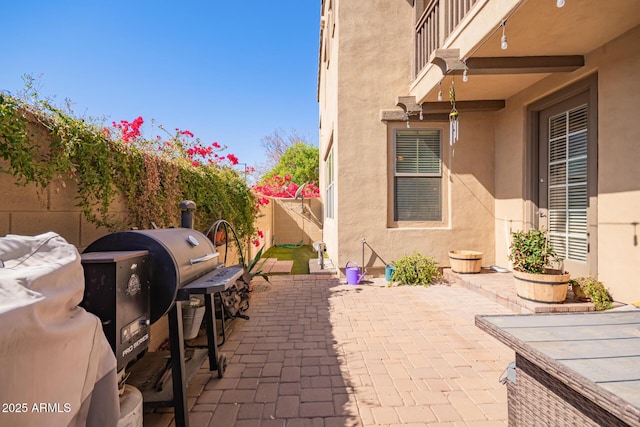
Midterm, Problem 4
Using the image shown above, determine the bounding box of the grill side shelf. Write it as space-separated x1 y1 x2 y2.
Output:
178 265 244 298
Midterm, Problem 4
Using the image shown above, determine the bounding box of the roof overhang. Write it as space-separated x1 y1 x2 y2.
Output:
408 0 640 104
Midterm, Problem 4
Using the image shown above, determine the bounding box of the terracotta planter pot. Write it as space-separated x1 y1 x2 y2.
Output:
214 230 227 246
513 269 570 303
448 250 483 274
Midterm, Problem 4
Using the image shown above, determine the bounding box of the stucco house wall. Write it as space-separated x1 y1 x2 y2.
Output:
319 0 640 303
319 0 497 273
493 25 640 303
380 114 496 267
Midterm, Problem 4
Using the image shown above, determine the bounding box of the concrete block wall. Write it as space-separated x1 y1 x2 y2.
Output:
2 163 323 351
272 198 322 246
0 173 118 250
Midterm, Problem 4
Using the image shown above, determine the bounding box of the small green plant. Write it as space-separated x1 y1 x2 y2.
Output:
508 229 560 274
242 244 269 283
208 220 269 284
570 276 613 311
390 253 441 287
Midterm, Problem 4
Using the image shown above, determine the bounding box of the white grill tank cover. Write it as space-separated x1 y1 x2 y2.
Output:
0 232 119 427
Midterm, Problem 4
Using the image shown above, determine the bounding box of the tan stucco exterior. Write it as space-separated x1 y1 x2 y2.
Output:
318 0 640 303
491 25 640 304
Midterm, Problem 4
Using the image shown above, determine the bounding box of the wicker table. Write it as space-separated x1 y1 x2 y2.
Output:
476 311 640 426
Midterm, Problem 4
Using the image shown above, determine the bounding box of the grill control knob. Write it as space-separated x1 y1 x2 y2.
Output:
140 318 150 326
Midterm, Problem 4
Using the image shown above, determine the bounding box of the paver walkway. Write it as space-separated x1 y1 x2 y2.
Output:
444 268 618 313
255 258 294 275
144 276 516 427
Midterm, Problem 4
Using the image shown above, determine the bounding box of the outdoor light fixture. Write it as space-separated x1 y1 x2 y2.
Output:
556 0 565 7
462 68 468 82
437 82 443 101
419 103 424 120
500 20 508 50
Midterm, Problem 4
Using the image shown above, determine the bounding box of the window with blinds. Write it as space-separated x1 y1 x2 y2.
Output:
394 129 442 221
548 104 588 262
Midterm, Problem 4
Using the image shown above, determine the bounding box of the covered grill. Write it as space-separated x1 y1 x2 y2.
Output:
81 205 244 427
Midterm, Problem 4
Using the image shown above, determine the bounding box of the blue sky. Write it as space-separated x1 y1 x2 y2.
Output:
0 1 320 169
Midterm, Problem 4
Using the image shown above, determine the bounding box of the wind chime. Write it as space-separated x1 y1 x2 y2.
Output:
449 79 459 146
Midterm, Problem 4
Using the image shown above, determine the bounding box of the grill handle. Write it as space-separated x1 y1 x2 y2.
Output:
189 252 219 265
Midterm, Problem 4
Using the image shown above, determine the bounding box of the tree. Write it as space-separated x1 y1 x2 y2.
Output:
262 142 319 185
252 142 320 198
259 128 313 171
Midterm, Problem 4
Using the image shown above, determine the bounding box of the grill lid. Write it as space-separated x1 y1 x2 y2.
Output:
84 228 219 323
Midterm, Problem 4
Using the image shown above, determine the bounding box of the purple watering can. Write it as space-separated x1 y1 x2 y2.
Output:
345 261 366 285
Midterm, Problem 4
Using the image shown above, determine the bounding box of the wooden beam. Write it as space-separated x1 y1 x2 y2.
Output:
461 56 584 75
431 49 584 75
418 113 451 122
380 100 505 122
381 109 449 122
388 112 489 122
422 100 505 113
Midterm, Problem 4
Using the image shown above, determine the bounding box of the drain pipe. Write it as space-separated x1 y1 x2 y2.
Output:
361 238 366 274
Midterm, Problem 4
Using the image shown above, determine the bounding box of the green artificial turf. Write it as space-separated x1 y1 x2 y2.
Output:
262 244 317 274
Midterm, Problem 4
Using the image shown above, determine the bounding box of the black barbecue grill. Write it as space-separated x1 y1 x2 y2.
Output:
84 228 224 324
81 249 151 372
80 202 244 427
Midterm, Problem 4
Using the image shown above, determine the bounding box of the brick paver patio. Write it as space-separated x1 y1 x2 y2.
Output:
144 275 515 427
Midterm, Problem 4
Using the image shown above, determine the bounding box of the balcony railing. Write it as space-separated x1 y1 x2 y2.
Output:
415 0 479 76
415 0 440 76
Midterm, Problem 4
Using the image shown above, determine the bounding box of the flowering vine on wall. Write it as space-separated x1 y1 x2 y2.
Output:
0 89 259 245
104 114 267 246
252 174 320 199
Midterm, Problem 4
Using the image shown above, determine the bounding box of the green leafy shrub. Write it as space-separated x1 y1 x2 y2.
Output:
508 229 560 274
570 276 613 311
391 253 441 287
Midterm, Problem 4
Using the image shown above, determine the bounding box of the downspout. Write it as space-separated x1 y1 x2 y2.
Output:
361 238 366 275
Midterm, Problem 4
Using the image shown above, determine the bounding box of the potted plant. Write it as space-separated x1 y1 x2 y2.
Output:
570 276 613 311
448 250 483 274
214 228 227 246
508 229 570 303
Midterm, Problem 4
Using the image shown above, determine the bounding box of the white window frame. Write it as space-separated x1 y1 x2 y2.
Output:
325 147 335 219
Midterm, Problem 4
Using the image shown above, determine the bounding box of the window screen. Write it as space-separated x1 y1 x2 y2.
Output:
394 129 442 221
548 105 588 262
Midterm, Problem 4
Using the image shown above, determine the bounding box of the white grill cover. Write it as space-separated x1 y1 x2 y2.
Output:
0 232 119 427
